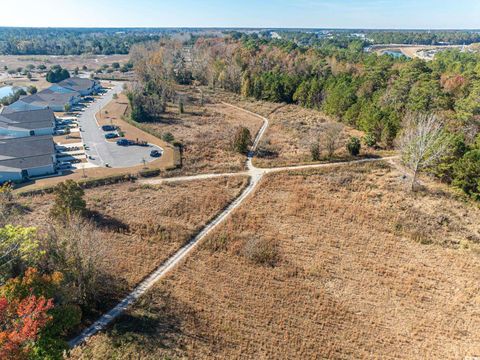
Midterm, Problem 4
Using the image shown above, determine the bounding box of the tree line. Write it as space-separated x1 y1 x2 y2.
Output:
0 28 169 55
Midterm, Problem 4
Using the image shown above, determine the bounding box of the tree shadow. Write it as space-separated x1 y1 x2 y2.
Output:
107 289 211 351
256 147 279 159
87 210 129 233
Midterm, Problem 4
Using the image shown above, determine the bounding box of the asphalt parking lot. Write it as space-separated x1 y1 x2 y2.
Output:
77 83 163 168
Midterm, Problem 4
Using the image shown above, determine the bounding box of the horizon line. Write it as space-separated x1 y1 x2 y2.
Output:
0 26 479 31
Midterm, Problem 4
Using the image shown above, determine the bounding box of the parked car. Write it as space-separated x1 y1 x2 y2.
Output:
105 132 118 139
56 162 72 170
102 125 116 132
116 139 130 146
150 150 161 158
55 129 70 135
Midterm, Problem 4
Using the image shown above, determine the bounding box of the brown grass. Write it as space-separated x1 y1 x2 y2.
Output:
135 87 263 175
210 89 389 168
16 176 249 305
71 162 480 359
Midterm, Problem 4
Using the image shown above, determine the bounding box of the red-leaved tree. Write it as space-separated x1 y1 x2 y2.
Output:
0 268 56 359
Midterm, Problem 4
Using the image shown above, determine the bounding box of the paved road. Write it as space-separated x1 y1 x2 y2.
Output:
69 102 396 348
79 83 163 168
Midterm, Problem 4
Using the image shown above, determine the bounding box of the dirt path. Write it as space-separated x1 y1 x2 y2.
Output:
69 103 396 348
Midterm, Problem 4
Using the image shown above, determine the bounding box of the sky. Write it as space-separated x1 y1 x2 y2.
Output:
0 0 479 29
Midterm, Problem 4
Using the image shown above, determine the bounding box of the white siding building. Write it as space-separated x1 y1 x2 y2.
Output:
0 136 56 183
0 108 56 138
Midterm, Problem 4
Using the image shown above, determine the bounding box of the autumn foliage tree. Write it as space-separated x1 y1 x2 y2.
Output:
0 268 81 359
0 293 53 359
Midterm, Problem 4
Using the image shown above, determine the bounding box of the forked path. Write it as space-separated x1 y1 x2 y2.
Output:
69 103 395 347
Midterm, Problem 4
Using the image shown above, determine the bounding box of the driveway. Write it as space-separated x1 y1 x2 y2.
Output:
79 83 163 168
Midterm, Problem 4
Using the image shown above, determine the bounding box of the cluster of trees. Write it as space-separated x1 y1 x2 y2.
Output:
0 180 108 358
140 35 480 199
0 28 171 55
126 41 189 122
364 31 480 45
46 65 70 83
0 88 27 106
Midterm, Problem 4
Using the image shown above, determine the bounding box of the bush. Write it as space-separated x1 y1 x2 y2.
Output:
138 168 161 178
77 174 135 189
27 85 37 95
162 132 175 143
310 142 320 161
50 180 86 222
346 136 361 156
233 127 252 154
363 133 377 147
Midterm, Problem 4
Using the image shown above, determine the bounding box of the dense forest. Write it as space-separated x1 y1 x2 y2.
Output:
128 35 480 199
0 28 171 55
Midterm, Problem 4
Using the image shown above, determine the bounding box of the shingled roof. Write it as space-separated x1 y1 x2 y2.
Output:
0 135 55 171
0 108 55 131
58 78 97 92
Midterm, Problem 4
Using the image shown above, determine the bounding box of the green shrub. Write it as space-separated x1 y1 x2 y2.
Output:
162 132 175 143
310 142 320 161
363 133 377 148
453 149 480 200
78 174 135 189
233 127 252 154
50 180 86 222
138 168 161 178
346 136 361 156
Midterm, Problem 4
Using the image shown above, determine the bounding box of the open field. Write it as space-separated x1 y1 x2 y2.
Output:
210 89 385 167
0 72 51 91
16 176 249 309
0 54 130 71
134 87 264 175
71 161 480 359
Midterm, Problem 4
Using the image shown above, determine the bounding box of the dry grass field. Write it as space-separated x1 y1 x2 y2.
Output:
71 161 480 359
137 87 263 175
210 89 385 168
16 176 248 307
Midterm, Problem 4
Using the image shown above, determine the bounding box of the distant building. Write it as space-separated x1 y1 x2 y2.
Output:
0 135 56 183
6 89 80 112
0 108 56 138
57 77 101 96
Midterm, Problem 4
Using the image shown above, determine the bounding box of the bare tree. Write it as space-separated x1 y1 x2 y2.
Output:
44 217 107 307
321 123 344 158
398 113 451 191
